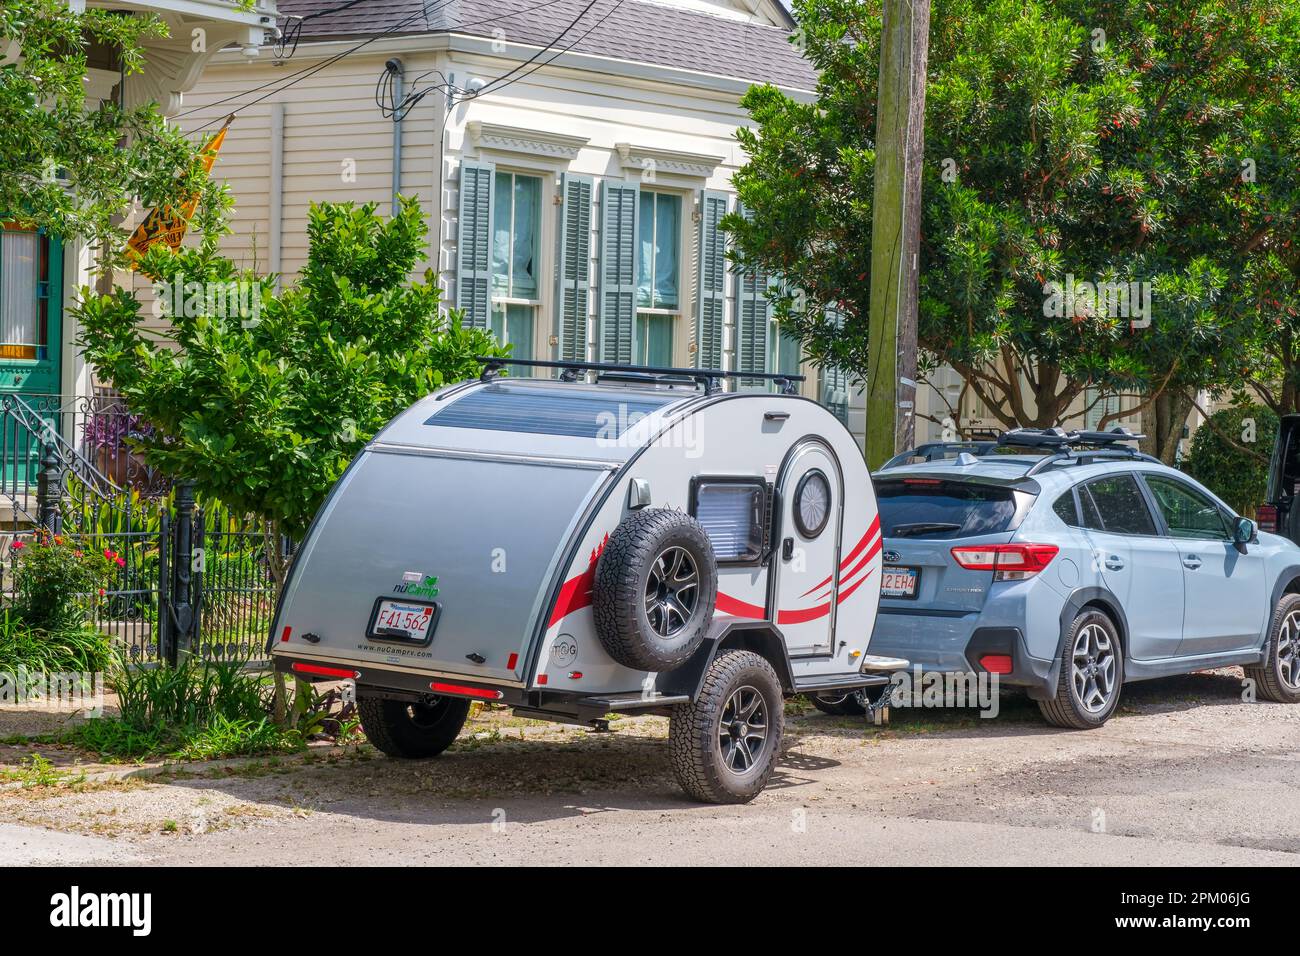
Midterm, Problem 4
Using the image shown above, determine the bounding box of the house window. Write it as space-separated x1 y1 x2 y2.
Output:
769 319 801 390
1083 386 1117 431
0 228 48 361
636 191 681 365
491 171 542 368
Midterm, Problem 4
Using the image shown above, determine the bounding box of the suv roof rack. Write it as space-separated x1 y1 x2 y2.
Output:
882 426 1161 474
476 356 805 395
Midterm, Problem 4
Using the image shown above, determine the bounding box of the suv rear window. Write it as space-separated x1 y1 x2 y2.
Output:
877 478 1027 540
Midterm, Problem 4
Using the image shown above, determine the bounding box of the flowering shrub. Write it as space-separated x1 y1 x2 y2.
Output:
82 410 154 451
10 534 120 633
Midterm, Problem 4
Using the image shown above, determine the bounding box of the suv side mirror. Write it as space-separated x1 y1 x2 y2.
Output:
1233 516 1257 552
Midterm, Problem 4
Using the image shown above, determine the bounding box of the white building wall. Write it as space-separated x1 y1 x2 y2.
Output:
178 38 840 422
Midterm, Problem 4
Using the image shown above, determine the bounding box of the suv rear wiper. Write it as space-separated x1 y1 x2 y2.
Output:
889 522 962 537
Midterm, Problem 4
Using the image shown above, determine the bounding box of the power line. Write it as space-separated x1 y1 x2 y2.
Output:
178 3 440 120
459 0 627 102
378 0 627 121
184 2 452 131
460 0 602 100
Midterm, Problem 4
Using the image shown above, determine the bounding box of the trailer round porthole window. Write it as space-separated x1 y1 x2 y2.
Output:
794 469 831 538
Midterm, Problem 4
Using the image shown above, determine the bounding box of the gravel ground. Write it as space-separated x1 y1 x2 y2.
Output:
1 668 1297 866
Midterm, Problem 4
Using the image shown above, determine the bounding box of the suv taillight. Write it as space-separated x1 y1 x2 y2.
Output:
950 543 1060 581
1256 504 1278 533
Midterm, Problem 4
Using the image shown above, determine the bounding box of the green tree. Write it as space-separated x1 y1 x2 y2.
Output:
728 0 1292 459
0 0 235 269
75 197 505 582
1230 3 1300 417
1185 404 1277 514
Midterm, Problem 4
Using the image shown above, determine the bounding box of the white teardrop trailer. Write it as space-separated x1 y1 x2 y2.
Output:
270 358 901 803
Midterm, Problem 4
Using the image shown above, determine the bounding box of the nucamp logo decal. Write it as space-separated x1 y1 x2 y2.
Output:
395 574 440 599
49 886 151 936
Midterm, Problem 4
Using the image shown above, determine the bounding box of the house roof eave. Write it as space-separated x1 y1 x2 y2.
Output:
206 32 818 101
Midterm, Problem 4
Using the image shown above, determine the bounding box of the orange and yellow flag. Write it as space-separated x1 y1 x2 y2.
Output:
125 117 231 267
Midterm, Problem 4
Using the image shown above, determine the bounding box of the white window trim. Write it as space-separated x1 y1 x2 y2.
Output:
615 143 724 182
487 167 549 362
467 122 590 165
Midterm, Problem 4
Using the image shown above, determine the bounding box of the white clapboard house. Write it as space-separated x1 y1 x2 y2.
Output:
173 0 861 438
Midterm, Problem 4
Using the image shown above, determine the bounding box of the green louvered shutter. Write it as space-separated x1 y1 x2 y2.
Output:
695 190 728 370
822 308 849 424
598 179 639 364
555 173 593 362
456 160 495 329
734 204 770 386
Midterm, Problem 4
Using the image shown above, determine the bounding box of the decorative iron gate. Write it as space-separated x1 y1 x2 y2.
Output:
4 448 284 669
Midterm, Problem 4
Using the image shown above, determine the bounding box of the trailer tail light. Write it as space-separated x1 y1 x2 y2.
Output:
979 654 1014 674
290 661 360 679
506 653 518 670
950 543 1059 581
280 626 292 642
1256 504 1278 533
429 681 504 701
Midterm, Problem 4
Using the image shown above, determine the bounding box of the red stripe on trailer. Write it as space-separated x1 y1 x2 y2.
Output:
715 592 765 619
834 567 876 605
547 533 608 626
777 601 830 624
799 516 881 598
838 535 884 590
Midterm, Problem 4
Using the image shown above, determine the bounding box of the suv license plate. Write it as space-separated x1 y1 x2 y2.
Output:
881 566 919 598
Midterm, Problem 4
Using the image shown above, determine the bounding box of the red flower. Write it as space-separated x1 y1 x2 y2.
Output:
103 549 116 561
98 588 106 597
10 541 23 551
116 557 126 568
74 550 83 558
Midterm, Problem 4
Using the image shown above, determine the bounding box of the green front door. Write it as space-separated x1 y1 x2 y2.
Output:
0 226 64 486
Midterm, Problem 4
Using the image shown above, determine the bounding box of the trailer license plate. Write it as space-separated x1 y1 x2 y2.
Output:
881 566 919 599
368 599 439 645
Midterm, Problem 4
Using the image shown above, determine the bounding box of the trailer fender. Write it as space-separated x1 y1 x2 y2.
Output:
656 621 795 699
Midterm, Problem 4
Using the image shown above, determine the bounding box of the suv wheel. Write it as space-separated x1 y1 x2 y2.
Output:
669 650 784 804
1038 609 1124 729
1245 593 1300 703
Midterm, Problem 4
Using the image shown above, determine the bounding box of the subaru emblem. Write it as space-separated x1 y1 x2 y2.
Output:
883 550 902 563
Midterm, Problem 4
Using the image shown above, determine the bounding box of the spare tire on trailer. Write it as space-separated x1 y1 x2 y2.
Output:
592 508 718 672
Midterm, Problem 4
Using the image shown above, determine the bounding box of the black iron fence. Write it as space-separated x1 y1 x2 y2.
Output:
0 393 285 669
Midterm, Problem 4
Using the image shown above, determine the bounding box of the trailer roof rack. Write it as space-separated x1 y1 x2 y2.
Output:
475 356 805 395
882 426 1161 475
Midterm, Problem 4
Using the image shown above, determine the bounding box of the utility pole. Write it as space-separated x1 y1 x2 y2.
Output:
865 0 929 469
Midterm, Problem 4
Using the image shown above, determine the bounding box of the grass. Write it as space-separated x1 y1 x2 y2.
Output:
0 612 112 674
0 753 85 789
70 655 308 761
